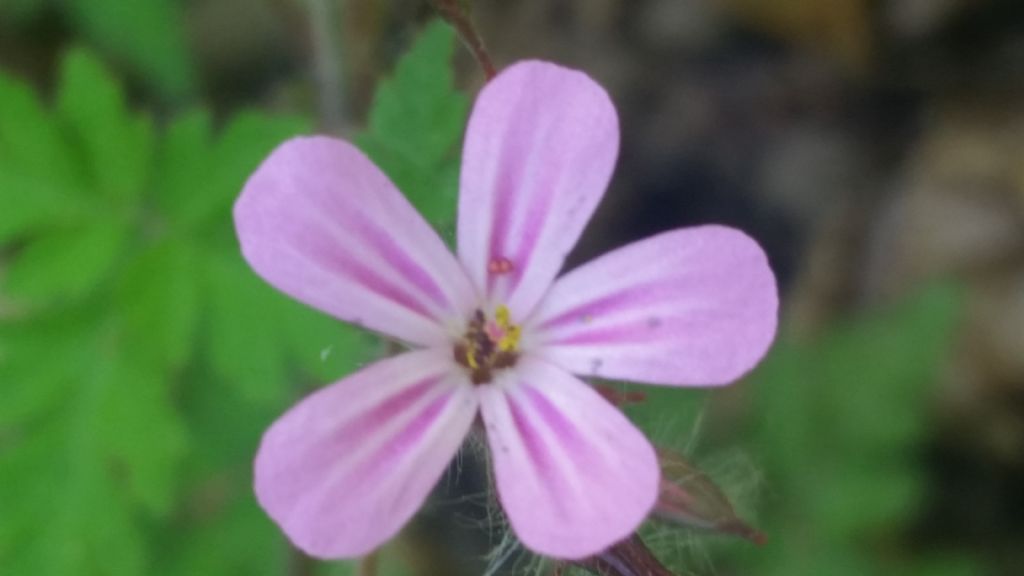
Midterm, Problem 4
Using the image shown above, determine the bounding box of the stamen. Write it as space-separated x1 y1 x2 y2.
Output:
498 325 520 352
495 305 511 327
454 305 521 384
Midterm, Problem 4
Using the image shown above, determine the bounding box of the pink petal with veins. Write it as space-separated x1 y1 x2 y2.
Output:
529 226 778 386
458 61 619 318
254 350 478 557
479 357 659 559
235 136 476 346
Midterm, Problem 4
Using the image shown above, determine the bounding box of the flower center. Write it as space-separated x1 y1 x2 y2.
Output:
453 305 521 385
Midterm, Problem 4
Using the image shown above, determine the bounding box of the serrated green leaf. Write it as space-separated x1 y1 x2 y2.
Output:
0 72 81 187
98 354 188 515
0 336 149 576
155 109 214 226
214 112 310 185
357 20 468 227
0 318 90 425
57 48 154 204
160 497 288 576
0 71 89 242
3 217 129 302
0 169 87 244
203 253 289 406
116 240 200 369
156 109 309 231
364 21 467 164
281 299 377 383
65 0 195 99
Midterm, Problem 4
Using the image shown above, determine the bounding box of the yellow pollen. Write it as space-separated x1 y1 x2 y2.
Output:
498 325 521 352
455 305 522 384
493 305 521 351
495 305 511 328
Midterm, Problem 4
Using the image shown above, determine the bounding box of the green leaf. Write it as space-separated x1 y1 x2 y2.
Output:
820 284 963 450
0 71 88 242
115 240 201 369
201 249 379 408
0 72 81 188
155 109 214 226
161 497 288 576
0 332 150 576
751 284 962 485
57 48 155 204
3 217 129 303
0 316 91 426
740 283 964 572
65 0 195 99
202 253 290 406
280 299 378 383
212 112 310 200
810 464 922 537
155 109 309 231
0 169 86 244
357 20 468 227
98 354 188 516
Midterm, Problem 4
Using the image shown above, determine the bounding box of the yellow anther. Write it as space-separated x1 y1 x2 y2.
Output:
495 305 511 329
456 306 522 384
498 325 521 352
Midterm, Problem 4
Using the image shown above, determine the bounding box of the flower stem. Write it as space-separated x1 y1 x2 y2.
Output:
430 0 497 80
306 0 347 133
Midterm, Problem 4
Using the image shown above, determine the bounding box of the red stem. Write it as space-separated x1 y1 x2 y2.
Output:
431 0 497 80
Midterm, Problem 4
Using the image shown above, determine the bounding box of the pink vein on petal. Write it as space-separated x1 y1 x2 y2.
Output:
521 385 593 468
506 393 571 519
508 164 559 284
293 228 436 321
350 391 456 490
292 384 458 523
345 208 452 312
535 284 649 333
330 376 441 450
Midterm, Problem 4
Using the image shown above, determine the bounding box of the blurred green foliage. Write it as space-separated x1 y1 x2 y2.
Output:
624 284 977 576
738 283 972 575
0 0 194 100
0 17 465 576
0 49 358 575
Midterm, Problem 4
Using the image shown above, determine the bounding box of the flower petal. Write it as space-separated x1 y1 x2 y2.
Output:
254 349 478 558
478 357 659 559
235 136 476 346
528 226 778 386
458 61 619 317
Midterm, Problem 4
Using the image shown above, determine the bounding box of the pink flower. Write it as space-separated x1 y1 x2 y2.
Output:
234 61 777 560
